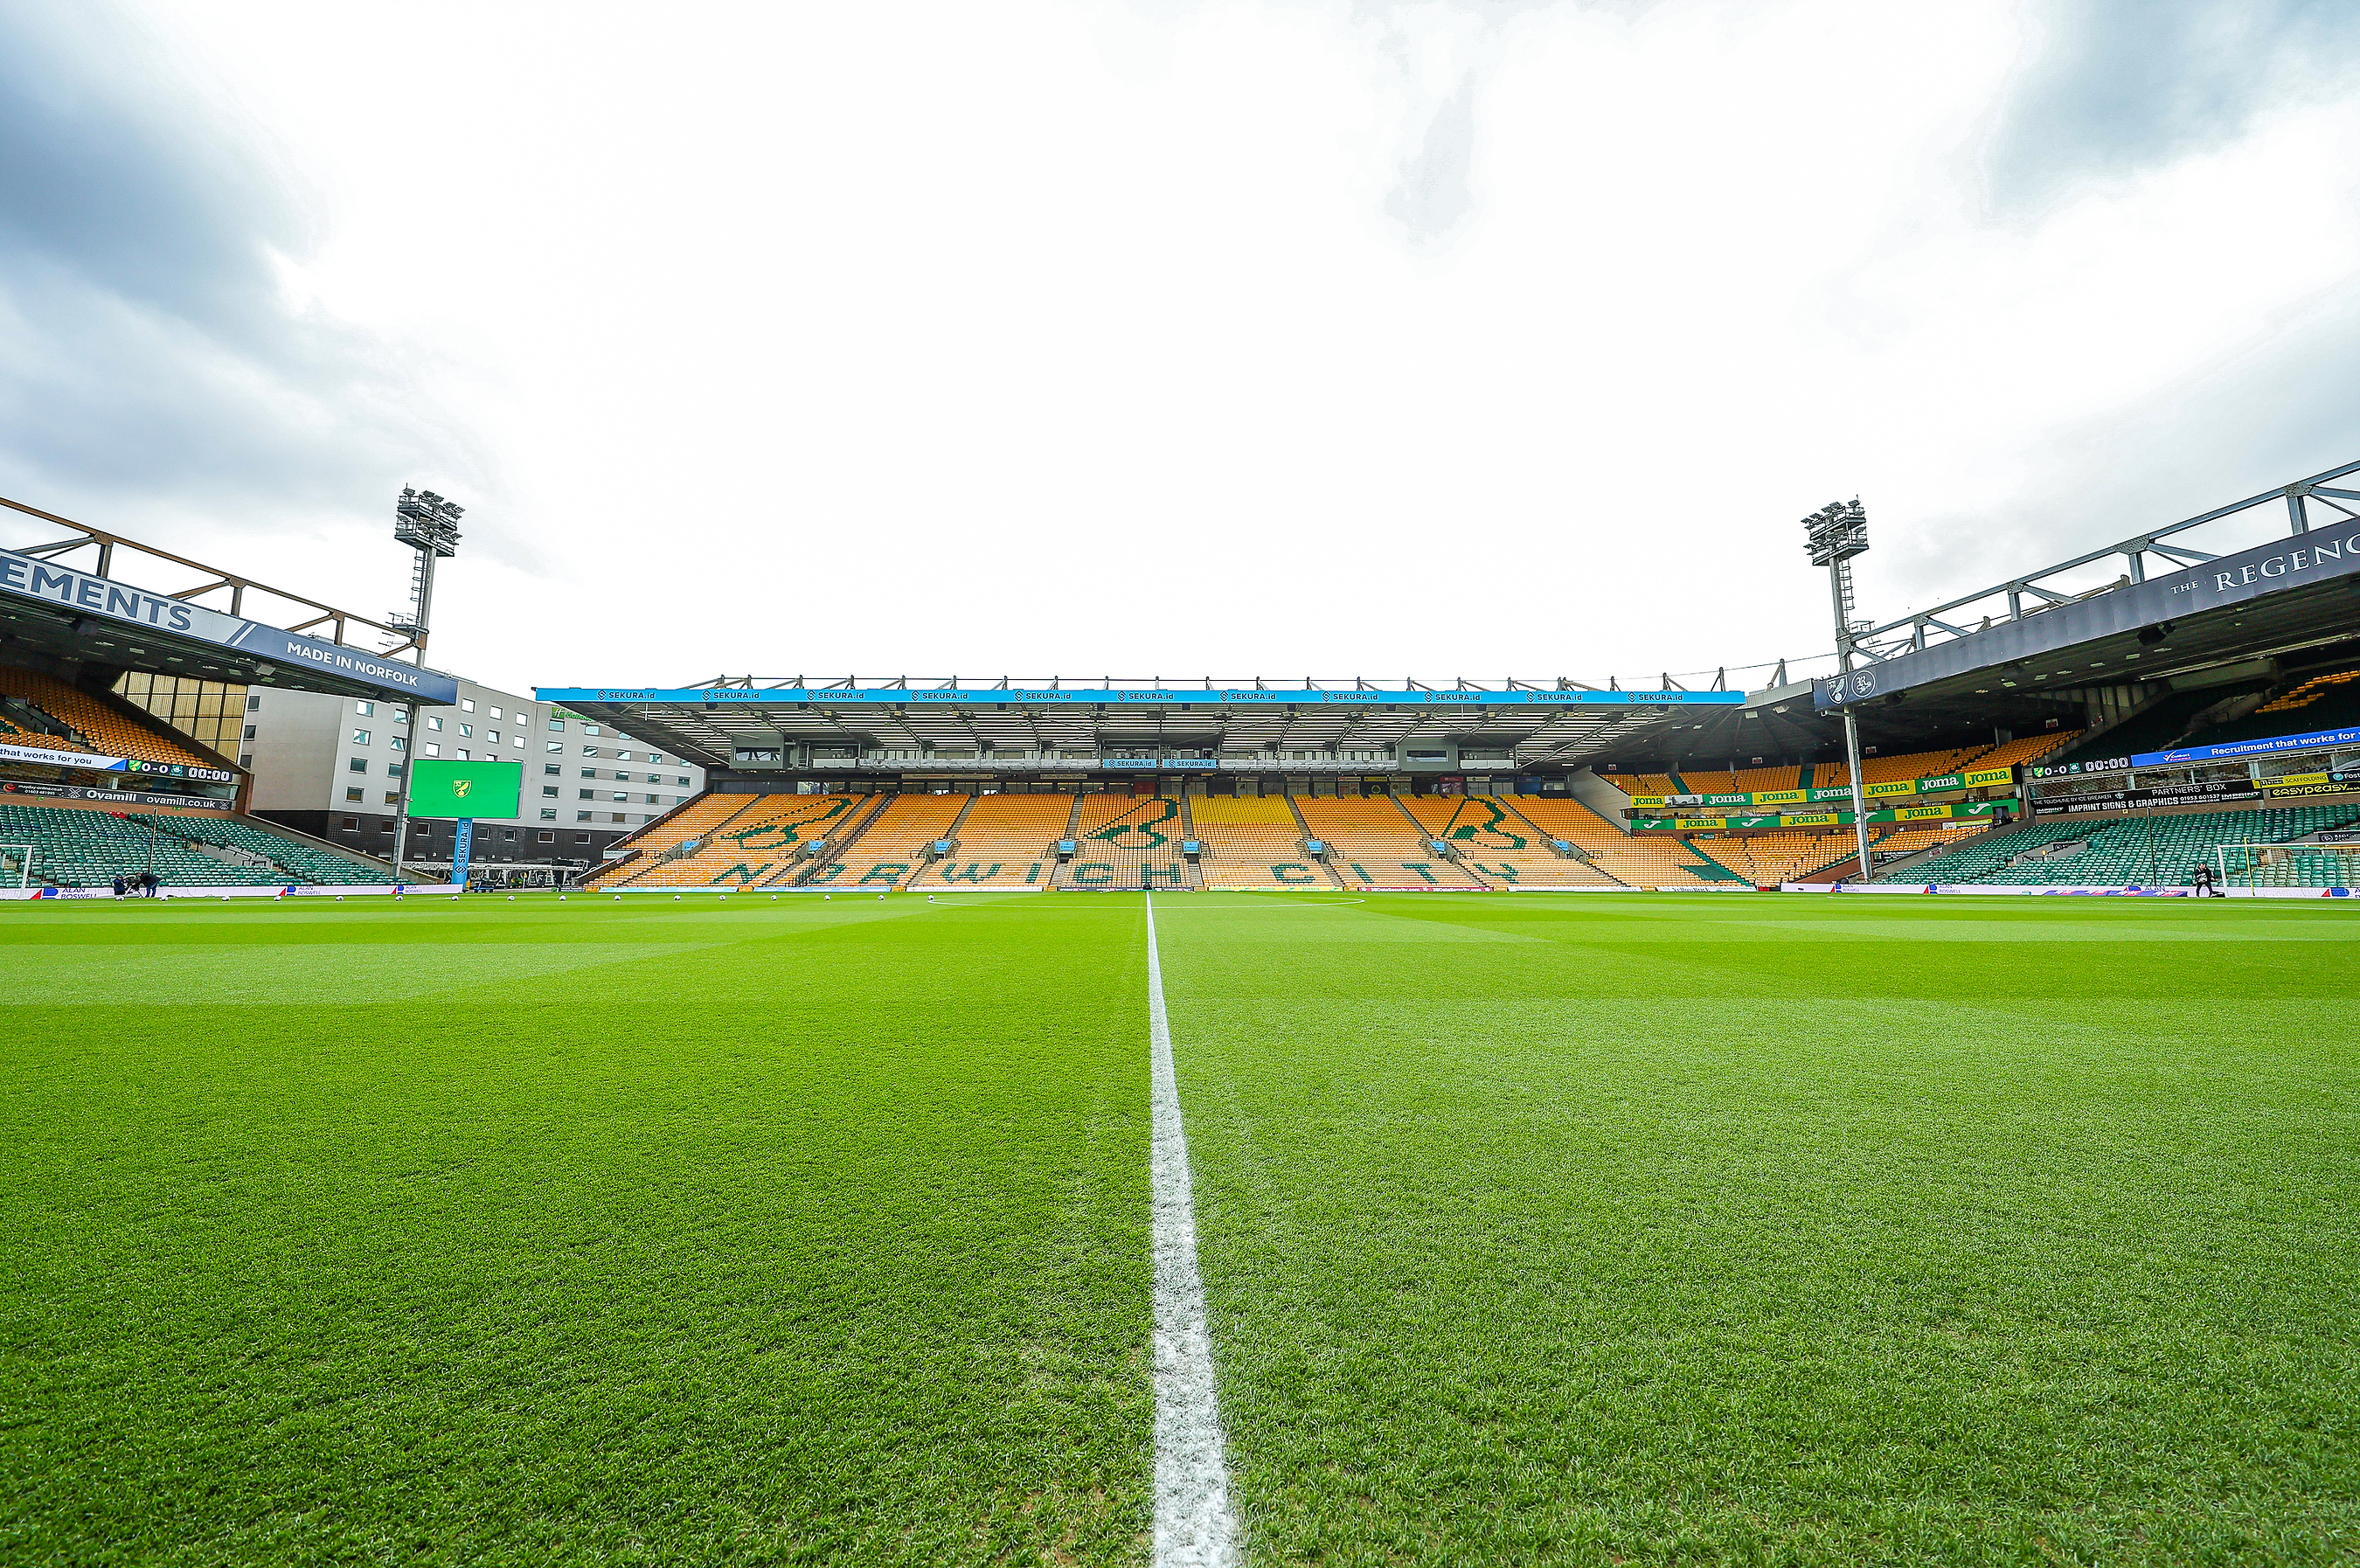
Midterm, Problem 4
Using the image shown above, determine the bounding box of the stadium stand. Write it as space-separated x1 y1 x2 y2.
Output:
2040 690 2261 769
1692 829 1870 885
1600 773 1681 796
1179 794 1327 890
1395 794 1618 887
1055 793 1196 889
586 794 767 887
1815 745 1989 790
2254 664 2360 716
1499 796 1746 887
1294 797 1486 889
801 793 970 889
1974 731 2080 769
1678 766 1805 795
0 799 393 887
0 667 218 768
620 794 875 887
130 812 395 885
1907 803 2360 886
2171 665 2360 750
912 793 1067 889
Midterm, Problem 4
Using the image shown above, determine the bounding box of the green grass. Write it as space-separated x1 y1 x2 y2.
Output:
5 890 2359 1565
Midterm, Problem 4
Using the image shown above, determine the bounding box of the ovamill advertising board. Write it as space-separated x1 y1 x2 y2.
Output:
0 547 459 705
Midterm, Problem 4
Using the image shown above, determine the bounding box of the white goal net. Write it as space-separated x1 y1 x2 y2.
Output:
0 844 31 889
2216 843 2360 890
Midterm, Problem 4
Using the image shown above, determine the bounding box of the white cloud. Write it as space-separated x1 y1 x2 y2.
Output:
10 0 2357 693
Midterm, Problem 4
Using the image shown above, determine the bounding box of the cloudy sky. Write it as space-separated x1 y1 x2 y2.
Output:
1 0 2355 694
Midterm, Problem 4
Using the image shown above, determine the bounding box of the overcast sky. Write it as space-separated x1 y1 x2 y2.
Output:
1 0 2355 694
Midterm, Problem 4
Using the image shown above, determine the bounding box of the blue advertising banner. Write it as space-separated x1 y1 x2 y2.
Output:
539 685 1747 708
0 546 459 705
2133 725 2360 768
452 818 475 888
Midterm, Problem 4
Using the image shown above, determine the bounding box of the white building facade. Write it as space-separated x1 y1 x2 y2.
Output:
244 676 705 871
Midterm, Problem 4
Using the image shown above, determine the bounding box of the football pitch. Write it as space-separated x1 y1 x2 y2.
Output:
5 890 2357 1565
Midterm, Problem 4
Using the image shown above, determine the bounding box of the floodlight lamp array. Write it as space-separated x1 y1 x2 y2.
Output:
394 487 464 558
1801 498 1868 565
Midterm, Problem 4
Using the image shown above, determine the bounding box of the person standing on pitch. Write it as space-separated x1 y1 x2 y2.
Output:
2192 860 2221 897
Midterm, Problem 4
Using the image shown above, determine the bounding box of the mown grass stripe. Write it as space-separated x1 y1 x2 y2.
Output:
1145 892 1239 1567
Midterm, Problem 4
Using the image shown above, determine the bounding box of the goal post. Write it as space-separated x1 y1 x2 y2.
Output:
0 844 31 890
2217 843 2360 891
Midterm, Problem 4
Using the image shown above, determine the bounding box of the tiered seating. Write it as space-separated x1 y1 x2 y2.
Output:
912 794 1068 889
1499 797 1737 887
2255 666 2360 716
1189 796 1327 889
1679 766 1803 795
1053 794 1195 889
1600 773 1681 796
580 794 748 885
1815 746 1986 790
1694 829 1866 885
1974 732 2081 770
625 794 873 886
1913 804 2360 885
132 813 395 885
0 801 273 886
1395 795 1617 887
1295 798 1486 889
0 667 215 767
2182 668 2360 748
801 793 969 889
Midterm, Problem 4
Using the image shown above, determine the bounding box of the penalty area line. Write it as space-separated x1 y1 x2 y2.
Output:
1144 892 1239 1568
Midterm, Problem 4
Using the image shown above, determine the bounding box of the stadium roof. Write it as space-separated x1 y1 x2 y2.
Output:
0 496 460 705
535 682 1746 772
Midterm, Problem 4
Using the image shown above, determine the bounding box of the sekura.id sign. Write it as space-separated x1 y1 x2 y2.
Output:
406 759 522 820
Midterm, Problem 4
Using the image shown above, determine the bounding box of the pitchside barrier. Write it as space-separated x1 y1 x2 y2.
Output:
0 883 463 901
1780 882 2357 898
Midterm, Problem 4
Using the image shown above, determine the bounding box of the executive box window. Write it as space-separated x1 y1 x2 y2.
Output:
461 699 475 713
345 787 363 802
355 701 374 716
542 786 559 798
348 758 367 773
352 730 371 746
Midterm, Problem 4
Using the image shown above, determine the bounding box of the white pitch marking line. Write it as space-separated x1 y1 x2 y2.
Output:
1145 892 1240 1568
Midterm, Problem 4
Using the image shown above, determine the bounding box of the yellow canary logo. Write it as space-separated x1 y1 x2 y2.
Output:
453 780 473 798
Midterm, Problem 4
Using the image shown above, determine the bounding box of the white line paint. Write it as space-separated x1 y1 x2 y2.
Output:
1145 892 1240 1567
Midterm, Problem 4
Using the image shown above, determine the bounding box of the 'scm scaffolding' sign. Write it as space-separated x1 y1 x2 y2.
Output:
0 547 458 704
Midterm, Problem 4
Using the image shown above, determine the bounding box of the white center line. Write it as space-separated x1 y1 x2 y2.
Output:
1145 892 1240 1567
